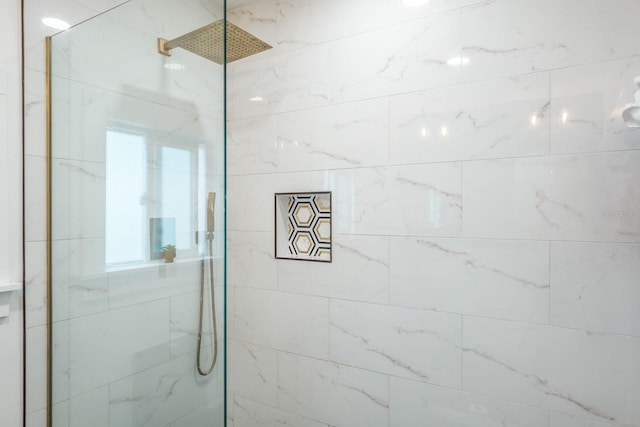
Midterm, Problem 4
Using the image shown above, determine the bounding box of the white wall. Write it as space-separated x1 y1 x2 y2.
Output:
0 0 24 426
227 1 640 426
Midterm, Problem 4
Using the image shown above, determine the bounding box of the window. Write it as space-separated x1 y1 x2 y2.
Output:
105 128 198 267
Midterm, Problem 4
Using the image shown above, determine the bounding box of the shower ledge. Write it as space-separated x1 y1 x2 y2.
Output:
0 282 20 319
0 282 21 293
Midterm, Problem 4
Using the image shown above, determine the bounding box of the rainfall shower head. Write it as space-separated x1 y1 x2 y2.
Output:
158 20 272 64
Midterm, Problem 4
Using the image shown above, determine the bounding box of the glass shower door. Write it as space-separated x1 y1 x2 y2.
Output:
48 1 226 426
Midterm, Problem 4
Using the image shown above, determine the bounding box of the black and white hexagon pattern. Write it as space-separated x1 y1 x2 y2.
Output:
286 194 331 260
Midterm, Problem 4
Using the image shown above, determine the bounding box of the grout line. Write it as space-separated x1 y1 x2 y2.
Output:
387 236 391 306
225 229 640 246
387 374 391 426
231 284 640 338
460 314 465 391
327 297 331 361
548 241 552 326
227 147 640 178
460 161 465 237
229 53 640 122
548 71 552 155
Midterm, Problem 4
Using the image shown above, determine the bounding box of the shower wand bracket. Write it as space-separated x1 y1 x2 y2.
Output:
157 38 172 57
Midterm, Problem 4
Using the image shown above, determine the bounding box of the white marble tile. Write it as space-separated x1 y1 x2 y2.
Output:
69 386 109 427
277 98 389 172
68 299 171 397
228 340 277 406
234 287 329 358
463 152 640 241
229 43 331 120
52 160 106 240
276 0 389 50
390 237 549 323
330 163 462 236
550 58 640 155
550 412 619 427
228 116 278 176
23 0 99 71
26 325 47 414
52 320 70 404
26 409 47 427
461 0 640 82
330 299 461 386
107 0 223 40
390 72 550 164
390 377 549 427
51 78 218 163
49 16 223 120
50 158 70 242
463 317 640 425
227 170 327 232
24 68 47 157
226 280 236 342
228 231 277 290
228 0 277 54
329 10 461 103
25 241 47 328
0 96 9 284
1 74 22 283
551 242 640 336
169 291 200 357
388 0 486 24
25 155 47 242
50 78 106 163
68 238 109 318
168 281 222 364
278 234 389 304
0 0 20 81
171 399 224 427
277 352 389 427
108 260 201 310
53 401 69 427
51 240 70 322
70 0 128 13
233 396 326 427
109 353 220 427
0 291 24 427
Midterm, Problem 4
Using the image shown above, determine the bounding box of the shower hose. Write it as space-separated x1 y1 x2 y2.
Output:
196 237 218 376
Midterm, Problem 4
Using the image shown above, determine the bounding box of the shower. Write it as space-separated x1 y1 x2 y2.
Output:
157 21 271 377
47 0 240 424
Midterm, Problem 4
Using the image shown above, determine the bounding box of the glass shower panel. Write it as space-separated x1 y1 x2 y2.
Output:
49 1 226 426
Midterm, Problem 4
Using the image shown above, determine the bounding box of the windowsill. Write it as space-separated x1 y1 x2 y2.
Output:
105 255 216 273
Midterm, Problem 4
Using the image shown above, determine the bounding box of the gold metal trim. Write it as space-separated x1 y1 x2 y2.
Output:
45 35 52 427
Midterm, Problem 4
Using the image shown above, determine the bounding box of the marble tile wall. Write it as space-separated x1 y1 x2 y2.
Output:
227 1 640 426
23 1 226 426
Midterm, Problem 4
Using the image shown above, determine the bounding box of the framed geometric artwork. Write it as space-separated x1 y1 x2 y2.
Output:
274 192 332 262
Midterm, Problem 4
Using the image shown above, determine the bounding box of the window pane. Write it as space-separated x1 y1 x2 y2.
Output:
158 146 192 251
105 129 146 265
